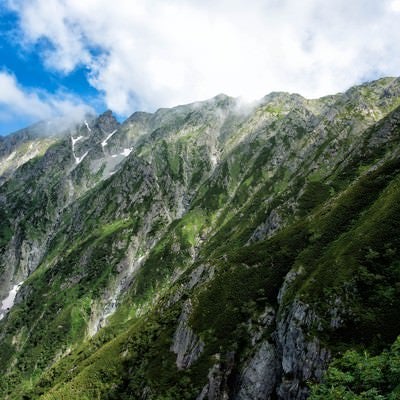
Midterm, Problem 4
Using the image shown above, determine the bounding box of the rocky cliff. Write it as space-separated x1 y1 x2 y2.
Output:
0 77 400 399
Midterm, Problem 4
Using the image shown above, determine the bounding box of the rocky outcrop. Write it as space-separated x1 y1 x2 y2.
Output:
235 341 278 400
275 300 330 400
250 209 282 242
197 352 235 400
171 300 204 369
195 296 333 400
233 271 330 400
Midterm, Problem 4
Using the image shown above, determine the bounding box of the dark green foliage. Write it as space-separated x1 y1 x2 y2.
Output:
0 209 12 251
190 221 309 357
298 180 331 216
103 307 201 400
310 336 400 399
279 158 400 353
0 219 133 397
2 79 400 399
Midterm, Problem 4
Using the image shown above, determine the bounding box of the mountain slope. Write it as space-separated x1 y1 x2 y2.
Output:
0 77 400 399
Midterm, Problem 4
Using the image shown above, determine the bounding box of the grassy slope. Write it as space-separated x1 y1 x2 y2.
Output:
1 80 400 399
15 149 400 399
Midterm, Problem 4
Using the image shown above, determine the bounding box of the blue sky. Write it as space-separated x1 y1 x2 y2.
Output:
1 0 400 135
0 7 101 134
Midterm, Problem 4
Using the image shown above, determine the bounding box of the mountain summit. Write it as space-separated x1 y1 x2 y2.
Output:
0 77 400 399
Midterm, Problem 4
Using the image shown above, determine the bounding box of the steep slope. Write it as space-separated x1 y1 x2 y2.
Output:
0 122 60 185
0 77 400 399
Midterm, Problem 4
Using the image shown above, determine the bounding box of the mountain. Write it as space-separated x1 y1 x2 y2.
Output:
0 77 400 399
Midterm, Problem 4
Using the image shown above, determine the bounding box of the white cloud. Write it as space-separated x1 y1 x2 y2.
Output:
6 0 400 115
389 0 400 12
0 71 93 123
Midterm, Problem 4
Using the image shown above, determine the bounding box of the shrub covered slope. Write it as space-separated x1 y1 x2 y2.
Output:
0 78 400 399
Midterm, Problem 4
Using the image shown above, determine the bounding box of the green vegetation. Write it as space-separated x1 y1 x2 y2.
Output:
310 336 400 399
0 209 12 251
1 78 400 399
298 180 331 216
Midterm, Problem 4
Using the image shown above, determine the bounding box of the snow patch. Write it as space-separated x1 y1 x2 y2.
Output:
84 120 92 132
71 135 88 164
75 151 89 165
121 148 133 157
71 135 83 146
101 130 117 147
0 282 24 320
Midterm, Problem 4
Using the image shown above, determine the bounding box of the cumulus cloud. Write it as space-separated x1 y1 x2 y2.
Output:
0 71 93 123
6 0 400 114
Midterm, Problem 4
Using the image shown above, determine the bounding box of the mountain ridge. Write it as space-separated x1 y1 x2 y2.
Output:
0 76 400 399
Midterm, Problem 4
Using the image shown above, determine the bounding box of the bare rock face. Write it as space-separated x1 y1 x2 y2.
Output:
193 271 333 400
197 363 225 400
235 341 279 400
91 110 120 143
232 269 331 400
276 300 330 400
197 352 235 400
250 209 283 242
171 300 204 369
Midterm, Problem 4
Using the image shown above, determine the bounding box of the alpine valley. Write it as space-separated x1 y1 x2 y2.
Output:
0 77 400 400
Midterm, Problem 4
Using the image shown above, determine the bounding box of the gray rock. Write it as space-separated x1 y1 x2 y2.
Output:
248 305 275 346
197 352 235 400
171 300 204 369
236 341 278 400
250 210 282 242
277 268 304 305
275 300 330 400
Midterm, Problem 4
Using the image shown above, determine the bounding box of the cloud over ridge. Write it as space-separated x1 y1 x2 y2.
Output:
5 0 400 116
0 70 93 125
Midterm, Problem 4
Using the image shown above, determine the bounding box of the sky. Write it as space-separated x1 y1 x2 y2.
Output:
1 0 400 135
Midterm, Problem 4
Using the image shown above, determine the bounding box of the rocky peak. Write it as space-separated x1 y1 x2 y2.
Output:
93 110 120 136
124 111 153 125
